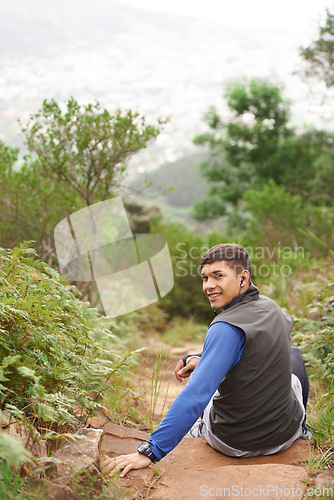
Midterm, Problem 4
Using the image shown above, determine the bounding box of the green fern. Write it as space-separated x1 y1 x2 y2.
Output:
0 244 138 464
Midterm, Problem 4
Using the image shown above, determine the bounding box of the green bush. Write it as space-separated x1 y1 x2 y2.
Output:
151 219 213 322
0 243 136 447
242 179 334 256
292 268 334 386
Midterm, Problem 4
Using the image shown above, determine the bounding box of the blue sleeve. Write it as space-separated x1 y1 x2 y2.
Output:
148 322 245 461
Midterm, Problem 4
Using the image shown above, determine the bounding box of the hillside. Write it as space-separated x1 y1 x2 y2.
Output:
130 151 209 208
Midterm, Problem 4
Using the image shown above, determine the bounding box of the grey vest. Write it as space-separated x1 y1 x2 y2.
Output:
209 283 303 451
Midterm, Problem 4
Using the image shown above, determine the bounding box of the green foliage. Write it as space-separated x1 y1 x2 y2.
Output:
307 443 334 473
292 264 334 386
151 218 212 321
0 141 18 178
161 317 207 347
144 353 169 432
309 389 334 448
242 180 304 248
0 243 137 446
0 432 33 467
0 156 81 265
309 144 334 205
289 260 334 449
0 98 165 268
242 179 334 256
300 8 334 87
0 459 28 500
192 78 292 219
0 141 23 251
278 129 334 204
192 77 333 222
22 97 166 206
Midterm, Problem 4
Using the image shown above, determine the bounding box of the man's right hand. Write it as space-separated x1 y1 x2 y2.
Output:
174 357 200 382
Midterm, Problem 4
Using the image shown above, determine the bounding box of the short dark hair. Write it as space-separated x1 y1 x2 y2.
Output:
200 243 252 276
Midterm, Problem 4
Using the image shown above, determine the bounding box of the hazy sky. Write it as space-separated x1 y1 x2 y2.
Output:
119 0 332 40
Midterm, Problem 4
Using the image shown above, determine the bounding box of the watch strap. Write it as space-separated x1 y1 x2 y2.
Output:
137 442 157 463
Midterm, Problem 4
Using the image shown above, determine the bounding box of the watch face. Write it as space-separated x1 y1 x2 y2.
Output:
138 442 156 463
138 442 150 454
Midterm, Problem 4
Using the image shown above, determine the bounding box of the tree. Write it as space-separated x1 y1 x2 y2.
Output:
0 157 80 265
309 145 334 205
22 97 166 206
0 99 166 277
192 77 334 223
300 8 334 87
192 78 292 221
242 179 334 257
0 141 19 244
277 129 334 203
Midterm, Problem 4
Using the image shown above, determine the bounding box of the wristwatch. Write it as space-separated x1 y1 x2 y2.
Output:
137 442 157 463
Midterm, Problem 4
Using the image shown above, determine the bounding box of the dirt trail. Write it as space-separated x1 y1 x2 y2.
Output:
138 342 204 418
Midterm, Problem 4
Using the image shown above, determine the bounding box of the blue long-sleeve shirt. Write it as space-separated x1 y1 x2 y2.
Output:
148 322 246 461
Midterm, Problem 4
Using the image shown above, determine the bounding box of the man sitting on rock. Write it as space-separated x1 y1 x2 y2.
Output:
104 243 312 477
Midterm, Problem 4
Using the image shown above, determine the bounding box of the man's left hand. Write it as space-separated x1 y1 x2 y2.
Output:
174 356 200 382
103 452 152 477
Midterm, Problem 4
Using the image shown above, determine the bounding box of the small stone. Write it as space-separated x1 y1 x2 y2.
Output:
87 414 110 429
28 479 78 500
101 423 150 457
53 427 103 486
102 422 149 440
314 470 334 488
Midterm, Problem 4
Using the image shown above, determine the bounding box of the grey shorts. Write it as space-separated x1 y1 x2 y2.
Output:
189 374 311 458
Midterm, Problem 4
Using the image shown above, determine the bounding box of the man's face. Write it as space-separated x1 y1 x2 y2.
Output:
201 260 246 311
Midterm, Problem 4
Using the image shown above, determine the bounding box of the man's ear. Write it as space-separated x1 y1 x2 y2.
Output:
240 270 251 286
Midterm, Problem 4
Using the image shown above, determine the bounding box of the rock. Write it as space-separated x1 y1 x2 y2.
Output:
101 423 156 498
148 437 310 499
101 426 311 500
106 467 157 499
0 410 47 458
101 423 149 456
53 427 103 486
158 435 311 470
314 469 334 488
28 479 78 500
102 422 149 440
87 414 110 429
155 464 308 500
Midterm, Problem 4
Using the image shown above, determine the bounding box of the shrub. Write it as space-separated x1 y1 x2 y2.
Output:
151 219 211 321
242 179 334 258
0 243 136 450
292 257 334 386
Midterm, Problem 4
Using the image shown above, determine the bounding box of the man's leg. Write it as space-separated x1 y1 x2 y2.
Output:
290 346 309 410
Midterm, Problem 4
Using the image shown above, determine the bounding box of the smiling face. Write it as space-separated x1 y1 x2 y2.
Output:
201 260 250 311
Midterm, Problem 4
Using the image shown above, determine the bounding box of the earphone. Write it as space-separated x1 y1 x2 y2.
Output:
240 277 245 284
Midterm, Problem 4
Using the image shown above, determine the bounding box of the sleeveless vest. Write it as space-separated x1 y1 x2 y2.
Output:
209 283 303 451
